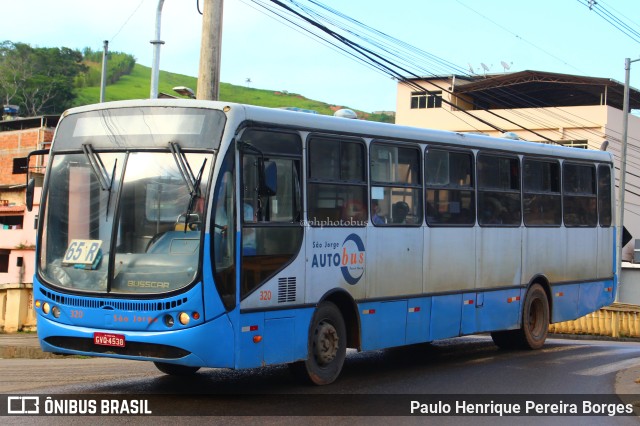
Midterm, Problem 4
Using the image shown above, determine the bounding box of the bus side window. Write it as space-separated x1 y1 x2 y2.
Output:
563 163 597 227
308 137 367 227
425 149 475 226
598 165 612 227
211 147 236 311
370 142 422 226
477 153 521 226
523 158 561 226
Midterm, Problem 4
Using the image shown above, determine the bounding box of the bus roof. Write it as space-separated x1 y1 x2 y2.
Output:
62 99 613 164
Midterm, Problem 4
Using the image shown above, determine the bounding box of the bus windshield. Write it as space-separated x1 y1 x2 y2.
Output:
38 106 221 295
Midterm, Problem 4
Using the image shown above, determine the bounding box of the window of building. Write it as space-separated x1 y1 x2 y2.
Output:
477 154 521 226
410 91 442 109
0 215 23 229
0 250 9 273
563 163 597 227
523 159 561 226
370 142 422 226
559 140 589 149
425 148 475 225
598 165 612 227
12 157 27 174
308 136 367 226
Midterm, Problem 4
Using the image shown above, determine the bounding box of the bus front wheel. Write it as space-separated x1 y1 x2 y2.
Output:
153 361 200 376
292 301 346 385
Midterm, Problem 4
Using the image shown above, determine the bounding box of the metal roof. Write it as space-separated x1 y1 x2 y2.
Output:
409 70 640 111
0 115 60 132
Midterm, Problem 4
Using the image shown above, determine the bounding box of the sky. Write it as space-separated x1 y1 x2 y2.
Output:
4 0 640 112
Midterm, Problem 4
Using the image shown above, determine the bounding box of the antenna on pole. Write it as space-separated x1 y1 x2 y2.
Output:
501 61 512 72
150 0 166 99
100 40 109 102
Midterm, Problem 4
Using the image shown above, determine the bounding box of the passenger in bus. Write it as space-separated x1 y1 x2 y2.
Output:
371 199 385 225
343 199 365 223
392 201 410 224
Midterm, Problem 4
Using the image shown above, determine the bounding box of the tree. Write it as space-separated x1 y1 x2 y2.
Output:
0 41 86 116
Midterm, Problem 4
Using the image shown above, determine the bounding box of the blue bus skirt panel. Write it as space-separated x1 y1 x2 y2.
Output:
551 278 615 323
36 311 236 368
461 288 522 335
235 308 314 369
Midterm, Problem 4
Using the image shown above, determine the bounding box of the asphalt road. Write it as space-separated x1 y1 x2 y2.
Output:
2 335 640 425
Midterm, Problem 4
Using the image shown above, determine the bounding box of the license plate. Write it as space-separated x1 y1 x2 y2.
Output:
93 332 125 348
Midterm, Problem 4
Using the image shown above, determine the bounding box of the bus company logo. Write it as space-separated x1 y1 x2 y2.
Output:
7 396 40 414
340 233 365 285
311 233 366 285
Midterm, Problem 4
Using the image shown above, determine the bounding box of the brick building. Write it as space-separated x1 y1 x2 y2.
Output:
0 115 57 332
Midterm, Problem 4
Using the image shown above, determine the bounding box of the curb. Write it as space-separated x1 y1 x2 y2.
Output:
0 345 72 360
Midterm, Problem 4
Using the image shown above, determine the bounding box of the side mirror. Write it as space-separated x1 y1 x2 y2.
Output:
26 178 35 212
259 160 277 196
25 149 49 212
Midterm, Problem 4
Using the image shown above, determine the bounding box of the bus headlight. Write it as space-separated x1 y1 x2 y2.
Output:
52 306 61 318
42 302 51 315
178 312 190 325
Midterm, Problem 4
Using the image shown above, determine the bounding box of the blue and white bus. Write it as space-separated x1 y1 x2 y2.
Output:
29 99 615 385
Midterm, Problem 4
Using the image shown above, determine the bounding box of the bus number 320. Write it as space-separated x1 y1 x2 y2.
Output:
260 290 272 301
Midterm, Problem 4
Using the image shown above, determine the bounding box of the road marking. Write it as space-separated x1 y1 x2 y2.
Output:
550 348 639 364
574 357 640 376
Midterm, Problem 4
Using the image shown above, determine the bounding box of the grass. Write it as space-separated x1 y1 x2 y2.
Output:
72 64 394 122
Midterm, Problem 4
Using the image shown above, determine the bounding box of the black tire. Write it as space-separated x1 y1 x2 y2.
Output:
491 284 549 350
153 361 200 376
490 329 520 350
520 283 549 349
292 301 346 385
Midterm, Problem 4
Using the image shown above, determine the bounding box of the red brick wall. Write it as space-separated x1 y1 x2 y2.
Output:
0 128 53 186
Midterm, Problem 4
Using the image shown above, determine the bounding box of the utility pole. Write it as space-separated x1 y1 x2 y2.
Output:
100 40 108 102
197 0 224 100
616 57 640 301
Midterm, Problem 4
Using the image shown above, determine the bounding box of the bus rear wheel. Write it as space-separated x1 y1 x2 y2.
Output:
292 301 346 385
491 283 549 350
520 283 549 349
153 361 200 376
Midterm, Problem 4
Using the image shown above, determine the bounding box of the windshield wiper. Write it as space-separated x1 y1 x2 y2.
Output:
82 143 113 191
82 143 117 217
169 142 197 194
183 159 207 232
169 142 207 232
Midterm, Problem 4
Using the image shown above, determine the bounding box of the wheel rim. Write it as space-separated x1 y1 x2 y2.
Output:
528 298 544 338
312 320 339 366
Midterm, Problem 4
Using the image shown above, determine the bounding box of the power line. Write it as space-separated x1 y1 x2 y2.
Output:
455 0 586 74
110 0 147 42
577 0 640 44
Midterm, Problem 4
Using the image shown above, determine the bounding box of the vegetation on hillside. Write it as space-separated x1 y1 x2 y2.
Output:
0 41 393 122
0 41 86 116
75 63 394 122
75 47 136 88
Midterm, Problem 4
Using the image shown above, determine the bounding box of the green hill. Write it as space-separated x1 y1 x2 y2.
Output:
74 63 394 122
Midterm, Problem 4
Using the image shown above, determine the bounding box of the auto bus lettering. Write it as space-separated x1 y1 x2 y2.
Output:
311 234 365 285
